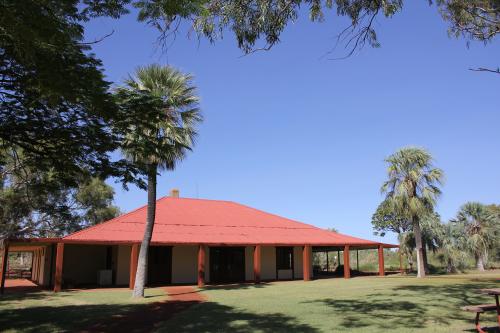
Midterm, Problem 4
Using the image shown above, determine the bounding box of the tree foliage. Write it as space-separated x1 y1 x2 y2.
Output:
0 148 120 238
372 199 412 237
450 202 499 271
435 222 468 273
437 0 500 73
135 0 404 54
372 198 442 272
0 0 138 190
134 0 499 66
437 0 499 43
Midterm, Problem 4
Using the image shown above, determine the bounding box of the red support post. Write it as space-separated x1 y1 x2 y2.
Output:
253 245 261 284
344 245 350 279
129 244 139 289
54 243 64 292
303 245 311 281
0 241 9 294
378 245 385 276
197 244 205 288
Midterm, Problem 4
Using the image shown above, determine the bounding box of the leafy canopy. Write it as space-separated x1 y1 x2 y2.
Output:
135 0 499 61
0 148 120 238
0 0 138 190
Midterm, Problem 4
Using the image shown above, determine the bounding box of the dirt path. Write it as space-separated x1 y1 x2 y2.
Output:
85 286 206 333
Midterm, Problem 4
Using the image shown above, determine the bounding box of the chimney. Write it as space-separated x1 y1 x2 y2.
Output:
170 188 180 198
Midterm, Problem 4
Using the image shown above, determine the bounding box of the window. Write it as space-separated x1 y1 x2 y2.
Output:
276 247 294 270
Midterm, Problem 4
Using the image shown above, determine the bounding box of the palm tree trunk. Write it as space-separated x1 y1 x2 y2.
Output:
407 254 413 272
447 259 456 274
413 217 426 278
132 163 157 298
422 245 429 274
476 253 485 271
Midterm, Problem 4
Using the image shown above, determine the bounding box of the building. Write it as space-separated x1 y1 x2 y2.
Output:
0 190 397 293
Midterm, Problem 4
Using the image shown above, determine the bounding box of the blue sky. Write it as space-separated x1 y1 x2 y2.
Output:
84 1 499 244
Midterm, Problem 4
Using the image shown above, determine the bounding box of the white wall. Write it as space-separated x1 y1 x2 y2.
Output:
261 246 276 280
40 245 54 286
30 247 51 286
172 245 197 284
294 246 304 279
116 245 130 286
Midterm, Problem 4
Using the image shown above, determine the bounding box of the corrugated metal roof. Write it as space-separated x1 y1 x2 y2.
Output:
64 197 394 247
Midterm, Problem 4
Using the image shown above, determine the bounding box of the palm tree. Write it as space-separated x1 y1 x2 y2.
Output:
437 223 466 273
419 212 443 273
114 64 202 298
381 147 443 278
397 216 441 274
451 202 497 271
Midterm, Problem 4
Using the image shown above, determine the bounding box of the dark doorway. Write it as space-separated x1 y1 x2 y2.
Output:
147 246 172 285
209 247 245 283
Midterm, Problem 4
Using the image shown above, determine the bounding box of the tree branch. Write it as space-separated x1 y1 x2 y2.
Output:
469 67 500 74
79 30 115 45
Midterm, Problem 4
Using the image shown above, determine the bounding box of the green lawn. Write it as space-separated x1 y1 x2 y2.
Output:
0 287 167 332
1 272 500 332
159 271 500 333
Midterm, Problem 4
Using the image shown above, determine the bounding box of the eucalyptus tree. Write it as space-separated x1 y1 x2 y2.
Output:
451 202 498 271
0 148 120 238
374 201 442 273
114 64 202 298
381 147 444 278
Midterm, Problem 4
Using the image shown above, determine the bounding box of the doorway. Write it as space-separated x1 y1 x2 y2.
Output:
147 246 172 285
209 247 245 283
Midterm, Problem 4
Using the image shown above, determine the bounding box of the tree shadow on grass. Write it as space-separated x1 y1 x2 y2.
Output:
157 301 319 333
0 303 141 333
0 298 318 333
392 281 500 307
0 299 200 333
1 289 62 303
302 298 427 330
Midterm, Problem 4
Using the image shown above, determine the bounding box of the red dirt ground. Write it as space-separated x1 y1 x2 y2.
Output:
86 286 207 333
4 278 41 293
4 280 206 333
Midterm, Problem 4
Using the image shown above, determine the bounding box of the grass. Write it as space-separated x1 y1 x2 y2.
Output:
1 272 500 332
158 271 500 333
0 287 167 332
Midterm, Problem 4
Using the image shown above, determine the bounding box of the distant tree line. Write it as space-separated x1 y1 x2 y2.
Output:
372 147 500 277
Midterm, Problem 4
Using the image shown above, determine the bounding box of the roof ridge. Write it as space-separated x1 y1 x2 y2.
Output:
161 196 235 203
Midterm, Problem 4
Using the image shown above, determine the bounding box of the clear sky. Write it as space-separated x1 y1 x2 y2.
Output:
84 1 499 244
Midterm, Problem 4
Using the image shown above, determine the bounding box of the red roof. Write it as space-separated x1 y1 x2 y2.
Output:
64 197 395 248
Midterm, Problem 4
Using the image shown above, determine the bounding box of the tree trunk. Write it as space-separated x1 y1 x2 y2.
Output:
447 259 457 274
407 254 413 272
422 245 429 274
413 217 426 278
476 253 485 271
132 163 157 298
